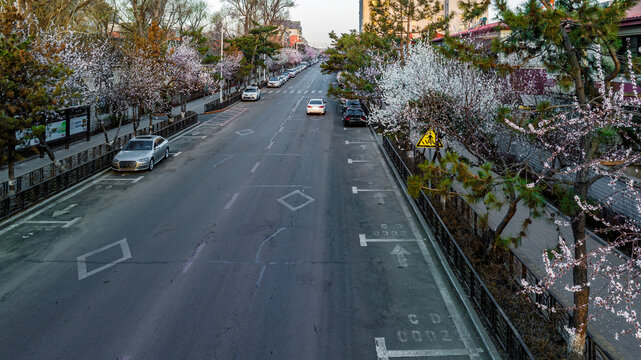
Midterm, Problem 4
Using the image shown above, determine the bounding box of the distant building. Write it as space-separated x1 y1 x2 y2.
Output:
276 20 305 49
359 0 488 36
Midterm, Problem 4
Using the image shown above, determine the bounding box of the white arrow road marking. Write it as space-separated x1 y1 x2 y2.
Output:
359 234 417 247
52 204 77 218
26 217 81 228
375 337 484 359
390 245 410 268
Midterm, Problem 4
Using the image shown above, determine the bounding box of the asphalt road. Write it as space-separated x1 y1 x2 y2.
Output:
0 65 498 360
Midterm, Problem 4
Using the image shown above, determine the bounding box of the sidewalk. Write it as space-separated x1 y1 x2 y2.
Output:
417 144 640 359
0 78 261 184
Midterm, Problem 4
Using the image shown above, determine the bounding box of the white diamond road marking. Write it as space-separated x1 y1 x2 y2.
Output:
77 239 132 280
277 190 315 211
236 129 255 136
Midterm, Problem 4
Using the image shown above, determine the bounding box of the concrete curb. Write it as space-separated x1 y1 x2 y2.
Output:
370 127 504 360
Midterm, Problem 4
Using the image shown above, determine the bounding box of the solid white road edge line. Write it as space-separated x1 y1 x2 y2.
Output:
372 129 501 360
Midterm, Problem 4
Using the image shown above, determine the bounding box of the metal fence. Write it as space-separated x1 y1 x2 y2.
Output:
381 136 619 360
204 92 242 113
0 113 198 220
204 79 270 113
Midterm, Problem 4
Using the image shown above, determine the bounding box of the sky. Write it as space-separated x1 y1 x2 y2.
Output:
205 0 359 49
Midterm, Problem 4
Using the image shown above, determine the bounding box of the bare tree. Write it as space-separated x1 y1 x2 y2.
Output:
223 0 259 35
259 0 295 27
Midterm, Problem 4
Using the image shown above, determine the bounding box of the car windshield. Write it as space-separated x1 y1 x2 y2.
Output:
124 140 152 150
346 109 363 116
244 88 257 92
269 77 279 81
346 101 361 106
309 100 323 105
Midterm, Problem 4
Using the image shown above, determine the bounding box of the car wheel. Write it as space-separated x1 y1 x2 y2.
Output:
165 148 169 159
149 158 154 171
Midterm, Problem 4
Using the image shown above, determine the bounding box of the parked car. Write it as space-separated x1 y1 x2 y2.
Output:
242 86 261 101
268 76 281 87
343 108 367 126
307 99 326 115
285 70 295 78
341 99 361 112
279 74 288 84
112 135 169 172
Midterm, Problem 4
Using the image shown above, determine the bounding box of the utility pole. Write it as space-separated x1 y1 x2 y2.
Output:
220 26 224 103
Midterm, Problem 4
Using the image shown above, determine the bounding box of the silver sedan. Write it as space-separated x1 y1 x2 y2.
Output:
111 135 169 171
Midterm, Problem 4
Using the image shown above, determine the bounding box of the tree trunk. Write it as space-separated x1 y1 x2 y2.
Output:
36 133 64 172
568 163 590 355
7 142 15 192
493 195 521 248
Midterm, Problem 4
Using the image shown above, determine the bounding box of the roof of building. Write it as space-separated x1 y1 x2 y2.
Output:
626 1 641 19
432 22 507 42
280 20 302 31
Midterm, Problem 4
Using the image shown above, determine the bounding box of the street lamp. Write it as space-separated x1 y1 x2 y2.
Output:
219 26 224 103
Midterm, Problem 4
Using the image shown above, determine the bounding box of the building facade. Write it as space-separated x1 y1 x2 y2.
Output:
359 0 487 36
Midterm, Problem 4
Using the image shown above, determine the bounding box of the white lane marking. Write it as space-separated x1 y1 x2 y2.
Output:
311 90 316 93
97 176 144 183
348 159 373 164
297 90 302 93
266 96 304 150
224 193 239 210
245 185 311 188
52 204 77 218
62 217 82 228
304 90 309 94
172 151 182 157
251 265 267 302
277 190 315 211
213 155 233 169
77 239 132 280
358 234 416 247
181 241 206 273
276 90 281 93
25 216 82 228
255 227 287 263
352 186 395 194
377 154 482 358
250 162 260 174
236 129 254 136
375 338 483 359
391 245 410 268
266 133 278 150
345 140 374 144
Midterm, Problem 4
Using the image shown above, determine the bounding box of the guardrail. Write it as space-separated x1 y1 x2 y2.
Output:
381 136 618 360
0 113 198 221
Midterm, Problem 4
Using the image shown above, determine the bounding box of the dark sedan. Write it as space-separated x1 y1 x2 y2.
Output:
342 99 362 113
343 108 367 126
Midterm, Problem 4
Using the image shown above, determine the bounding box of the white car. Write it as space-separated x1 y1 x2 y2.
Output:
242 86 261 101
267 77 281 87
111 135 169 171
307 99 326 115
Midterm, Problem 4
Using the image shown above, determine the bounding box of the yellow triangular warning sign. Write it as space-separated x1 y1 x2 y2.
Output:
416 129 443 148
